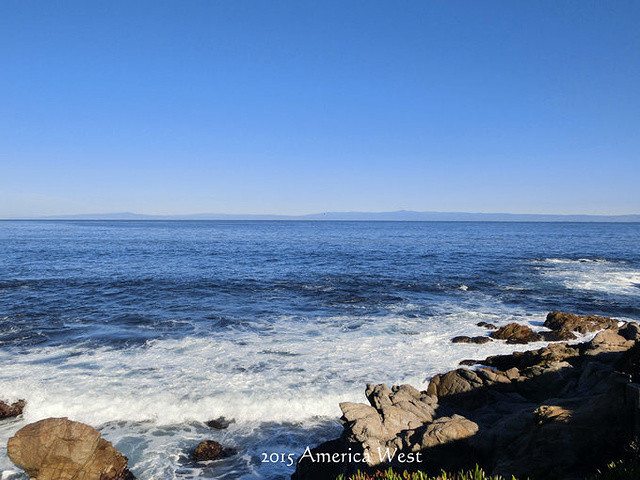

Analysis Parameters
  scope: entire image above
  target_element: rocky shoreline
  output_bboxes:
[3,311,639,479]
[293,312,640,480]
[0,407,236,479]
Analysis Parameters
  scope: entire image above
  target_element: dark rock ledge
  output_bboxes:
[293,312,640,480]
[0,399,25,420]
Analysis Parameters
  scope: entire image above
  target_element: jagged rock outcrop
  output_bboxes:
[7,417,134,480]
[293,312,640,480]
[544,311,618,334]
[339,384,437,465]
[0,399,25,419]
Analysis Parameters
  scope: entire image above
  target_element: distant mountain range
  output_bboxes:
[28,210,640,222]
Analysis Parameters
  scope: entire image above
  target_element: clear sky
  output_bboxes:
[1,1,639,217]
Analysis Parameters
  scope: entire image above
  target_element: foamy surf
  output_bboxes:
[536,257,640,295]
[0,308,555,479]
[1,220,638,479]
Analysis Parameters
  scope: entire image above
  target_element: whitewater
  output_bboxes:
[1,220,639,479]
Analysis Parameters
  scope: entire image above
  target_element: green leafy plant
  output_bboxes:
[589,459,640,480]
[336,465,520,480]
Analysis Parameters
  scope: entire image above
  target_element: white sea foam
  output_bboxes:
[536,258,640,295]
[0,306,562,479]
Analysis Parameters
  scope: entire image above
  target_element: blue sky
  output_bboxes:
[1,1,639,217]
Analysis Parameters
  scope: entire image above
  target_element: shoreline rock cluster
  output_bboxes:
[7,418,135,480]
[1,412,236,479]
[293,312,640,480]
[3,311,638,479]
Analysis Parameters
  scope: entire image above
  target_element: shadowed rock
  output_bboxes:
[0,399,25,419]
[476,322,497,330]
[205,416,234,430]
[193,440,236,461]
[293,312,640,480]
[452,336,492,344]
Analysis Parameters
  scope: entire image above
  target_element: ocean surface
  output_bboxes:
[1,220,639,479]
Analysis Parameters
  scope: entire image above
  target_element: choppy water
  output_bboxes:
[1,220,639,479]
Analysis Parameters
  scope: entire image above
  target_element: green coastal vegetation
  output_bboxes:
[337,458,640,480]
[337,465,519,479]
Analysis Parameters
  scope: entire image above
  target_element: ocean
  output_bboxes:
[1,220,639,479]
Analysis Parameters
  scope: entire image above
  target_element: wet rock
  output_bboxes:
[490,323,541,344]
[472,336,493,344]
[540,329,577,341]
[544,311,618,334]
[193,440,236,461]
[452,336,471,343]
[459,359,480,366]
[205,416,234,429]
[0,399,25,419]
[7,417,134,480]
[477,322,497,330]
[452,336,492,344]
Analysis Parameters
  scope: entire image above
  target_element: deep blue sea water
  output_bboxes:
[1,221,639,479]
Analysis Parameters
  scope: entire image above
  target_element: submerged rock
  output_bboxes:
[0,399,25,419]
[193,440,236,461]
[7,417,134,480]
[205,416,234,430]
[476,322,497,330]
[451,336,492,344]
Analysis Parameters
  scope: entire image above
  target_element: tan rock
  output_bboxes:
[584,328,634,356]
[416,414,479,449]
[533,405,572,425]
[544,311,618,334]
[490,323,541,344]
[7,417,133,480]
[427,368,483,397]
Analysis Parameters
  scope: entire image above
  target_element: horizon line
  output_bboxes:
[2,210,640,222]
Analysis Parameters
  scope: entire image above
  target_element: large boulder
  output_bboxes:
[544,311,618,334]
[490,323,541,344]
[427,367,511,406]
[0,399,25,419]
[480,343,580,372]
[7,417,134,480]
[583,328,634,356]
[193,440,235,461]
[406,414,479,450]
